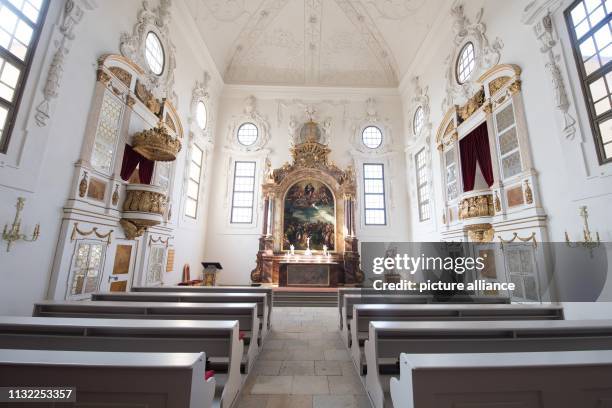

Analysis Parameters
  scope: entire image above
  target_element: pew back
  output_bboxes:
[132,286,273,329]
[0,349,214,408]
[391,351,612,408]
[0,316,242,408]
[92,291,269,338]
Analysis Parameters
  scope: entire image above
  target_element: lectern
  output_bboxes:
[201,262,223,286]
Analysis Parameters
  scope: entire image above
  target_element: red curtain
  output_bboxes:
[120,144,154,184]
[459,122,494,192]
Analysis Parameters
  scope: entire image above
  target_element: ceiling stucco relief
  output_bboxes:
[202,0,248,22]
[185,0,444,86]
[365,0,427,20]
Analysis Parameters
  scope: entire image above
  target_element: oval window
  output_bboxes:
[196,101,207,130]
[456,42,475,84]
[237,123,258,146]
[413,106,424,135]
[362,126,383,149]
[145,31,164,75]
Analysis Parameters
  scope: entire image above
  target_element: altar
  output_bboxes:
[250,119,363,287]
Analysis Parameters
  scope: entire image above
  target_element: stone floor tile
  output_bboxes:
[251,376,293,395]
[266,395,312,408]
[314,361,342,376]
[291,375,329,395]
[279,360,315,375]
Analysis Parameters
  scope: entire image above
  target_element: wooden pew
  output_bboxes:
[0,316,242,408]
[350,303,564,373]
[340,293,510,347]
[132,286,274,330]
[364,319,612,408]
[338,288,361,328]
[33,300,260,373]
[390,350,612,408]
[92,291,269,339]
[0,349,215,408]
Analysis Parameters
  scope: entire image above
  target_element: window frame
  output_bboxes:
[144,30,165,76]
[362,163,387,226]
[361,125,383,149]
[185,143,204,219]
[564,0,612,164]
[413,106,424,136]
[0,0,50,153]
[456,41,476,85]
[415,148,431,222]
[230,160,257,224]
[237,122,259,147]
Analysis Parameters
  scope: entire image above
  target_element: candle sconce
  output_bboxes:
[2,197,40,252]
[565,206,600,252]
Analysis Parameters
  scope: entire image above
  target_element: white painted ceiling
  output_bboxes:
[185,0,447,87]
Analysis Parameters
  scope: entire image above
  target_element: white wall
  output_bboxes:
[0,0,222,314]
[204,86,411,284]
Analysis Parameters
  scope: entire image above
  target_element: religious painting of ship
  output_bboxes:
[283,180,335,251]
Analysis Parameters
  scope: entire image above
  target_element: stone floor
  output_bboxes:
[236,307,372,408]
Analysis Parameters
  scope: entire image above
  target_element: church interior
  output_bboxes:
[1,0,612,407]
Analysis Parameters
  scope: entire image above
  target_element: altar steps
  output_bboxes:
[273,290,338,307]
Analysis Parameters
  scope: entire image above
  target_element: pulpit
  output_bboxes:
[250,120,363,286]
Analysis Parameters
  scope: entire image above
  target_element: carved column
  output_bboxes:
[523,5,576,139]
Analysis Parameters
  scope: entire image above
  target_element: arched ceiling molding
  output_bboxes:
[332,0,399,85]
[224,0,292,82]
[120,0,177,105]
[441,1,503,112]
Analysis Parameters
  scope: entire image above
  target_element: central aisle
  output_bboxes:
[236,307,372,408]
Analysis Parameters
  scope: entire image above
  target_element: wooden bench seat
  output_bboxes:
[0,349,215,408]
[132,286,273,329]
[349,303,564,372]
[389,350,612,408]
[364,319,612,408]
[341,294,510,347]
[33,300,260,373]
[0,316,242,408]
[92,291,269,339]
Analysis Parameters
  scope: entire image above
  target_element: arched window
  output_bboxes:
[0,0,49,153]
[196,100,207,130]
[144,31,164,75]
[237,122,258,146]
[456,42,475,84]
[565,0,612,163]
[362,126,383,149]
[413,106,424,135]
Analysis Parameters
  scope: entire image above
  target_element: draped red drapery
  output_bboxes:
[459,122,494,192]
[120,144,154,184]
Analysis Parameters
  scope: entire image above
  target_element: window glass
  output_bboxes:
[237,123,258,146]
[144,31,164,75]
[363,163,386,225]
[231,161,256,223]
[362,126,383,149]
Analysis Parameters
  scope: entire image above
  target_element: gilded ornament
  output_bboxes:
[466,224,495,242]
[488,76,511,96]
[96,69,111,85]
[524,180,533,204]
[108,66,132,87]
[70,222,113,245]
[444,121,455,136]
[135,80,162,116]
[119,219,146,240]
[499,232,537,248]
[509,80,522,95]
[458,89,485,122]
[494,192,501,212]
[132,125,182,161]
[78,172,88,197]
[458,194,494,220]
[112,184,120,206]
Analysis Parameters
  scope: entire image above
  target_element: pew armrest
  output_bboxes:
[390,353,414,408]
[364,338,384,408]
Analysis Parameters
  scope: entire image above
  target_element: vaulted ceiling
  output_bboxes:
[185,0,446,88]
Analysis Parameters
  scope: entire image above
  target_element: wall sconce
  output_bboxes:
[2,197,40,252]
[565,206,600,252]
